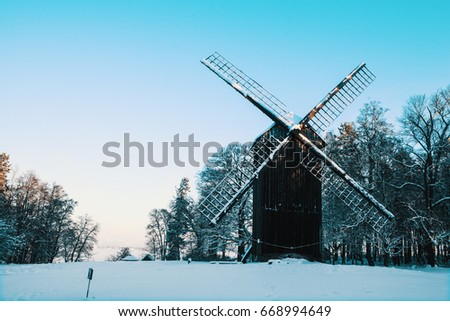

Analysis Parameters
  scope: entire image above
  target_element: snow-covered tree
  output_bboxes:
[0,153,16,262]
[194,142,252,260]
[1,167,99,264]
[323,123,365,265]
[0,218,19,263]
[146,208,169,260]
[166,178,193,260]
[322,92,449,267]
[61,214,99,262]
[323,102,408,266]
[397,86,450,266]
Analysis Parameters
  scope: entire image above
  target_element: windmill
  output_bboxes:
[198,52,394,262]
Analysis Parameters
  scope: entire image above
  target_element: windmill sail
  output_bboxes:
[200,52,394,232]
[198,129,290,224]
[202,52,295,127]
[322,169,391,232]
[302,63,376,135]
[292,139,392,232]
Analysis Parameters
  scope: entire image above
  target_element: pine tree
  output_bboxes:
[166,178,192,260]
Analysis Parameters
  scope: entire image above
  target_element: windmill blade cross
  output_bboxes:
[200,52,394,231]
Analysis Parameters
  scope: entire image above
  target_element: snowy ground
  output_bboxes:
[0,260,448,300]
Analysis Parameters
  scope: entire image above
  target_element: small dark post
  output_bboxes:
[86,268,94,298]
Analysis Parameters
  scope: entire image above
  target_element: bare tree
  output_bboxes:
[62,214,99,262]
[398,86,450,266]
[1,156,100,264]
[146,209,169,260]
[39,184,76,263]
[5,172,50,263]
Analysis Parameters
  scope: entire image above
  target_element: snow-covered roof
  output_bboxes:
[121,255,139,261]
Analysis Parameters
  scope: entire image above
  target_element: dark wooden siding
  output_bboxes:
[252,131,322,261]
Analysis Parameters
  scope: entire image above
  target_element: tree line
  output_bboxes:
[323,88,449,267]
[147,86,449,267]
[0,155,99,264]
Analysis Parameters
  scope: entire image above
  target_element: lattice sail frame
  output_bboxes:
[198,126,289,224]
[202,52,292,126]
[293,144,392,232]
[199,52,394,233]
[302,63,375,135]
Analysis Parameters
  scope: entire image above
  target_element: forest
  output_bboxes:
[0,158,99,264]
[146,86,449,267]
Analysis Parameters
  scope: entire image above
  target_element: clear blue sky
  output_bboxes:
[1,0,449,259]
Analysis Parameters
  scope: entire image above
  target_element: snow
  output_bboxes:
[0,260,448,300]
[283,111,303,126]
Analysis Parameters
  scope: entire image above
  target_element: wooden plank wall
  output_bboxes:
[252,137,322,262]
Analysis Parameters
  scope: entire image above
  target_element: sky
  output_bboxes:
[1,0,449,260]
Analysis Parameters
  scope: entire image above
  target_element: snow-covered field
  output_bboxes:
[0,260,448,300]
